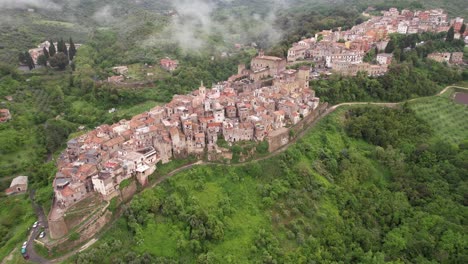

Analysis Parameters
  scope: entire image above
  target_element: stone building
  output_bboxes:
[450,52,464,64]
[376,53,393,65]
[160,58,179,71]
[251,50,286,76]
[5,176,28,195]
[427,52,452,63]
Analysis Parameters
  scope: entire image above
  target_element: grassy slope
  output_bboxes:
[0,194,35,261]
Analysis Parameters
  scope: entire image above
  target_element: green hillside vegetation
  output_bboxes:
[74,104,467,263]
[0,194,35,260]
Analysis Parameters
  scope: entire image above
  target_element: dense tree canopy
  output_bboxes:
[48,52,69,70]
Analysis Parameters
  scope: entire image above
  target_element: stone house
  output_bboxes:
[223,122,254,142]
[376,53,393,65]
[450,52,464,64]
[160,58,179,71]
[287,44,308,62]
[55,181,87,208]
[5,176,28,195]
[112,66,128,75]
[91,172,117,199]
[427,52,451,63]
[250,50,286,76]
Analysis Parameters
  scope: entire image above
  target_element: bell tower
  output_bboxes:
[199,81,206,98]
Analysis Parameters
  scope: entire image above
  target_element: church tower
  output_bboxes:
[199,81,206,98]
[297,66,310,91]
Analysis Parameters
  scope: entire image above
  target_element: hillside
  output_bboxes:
[72,98,467,263]
[0,1,467,263]
[2,0,467,64]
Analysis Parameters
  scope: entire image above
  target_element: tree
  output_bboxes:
[42,47,49,59]
[49,41,56,57]
[24,52,35,70]
[18,52,26,64]
[57,39,63,53]
[446,26,454,42]
[58,38,68,57]
[460,24,466,35]
[385,39,395,53]
[69,37,77,60]
[63,43,68,57]
[48,52,69,70]
[37,54,47,66]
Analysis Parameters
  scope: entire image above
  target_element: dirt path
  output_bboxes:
[25,85,467,264]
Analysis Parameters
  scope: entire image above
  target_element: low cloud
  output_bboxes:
[170,0,217,51]
[143,0,288,53]
[0,0,61,10]
[92,5,116,25]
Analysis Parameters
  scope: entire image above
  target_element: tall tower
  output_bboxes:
[199,81,206,98]
[297,66,310,91]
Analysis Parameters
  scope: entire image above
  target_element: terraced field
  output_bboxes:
[408,89,468,145]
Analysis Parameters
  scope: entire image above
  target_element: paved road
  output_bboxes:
[25,190,48,264]
[25,85,467,264]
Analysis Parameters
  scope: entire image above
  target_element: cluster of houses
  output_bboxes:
[287,8,466,76]
[51,50,320,209]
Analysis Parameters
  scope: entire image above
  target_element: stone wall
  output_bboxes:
[48,216,68,240]
[46,210,112,252]
[120,180,137,202]
[291,103,328,133]
[267,127,290,152]
[267,103,329,152]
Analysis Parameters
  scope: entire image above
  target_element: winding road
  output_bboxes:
[19,85,467,264]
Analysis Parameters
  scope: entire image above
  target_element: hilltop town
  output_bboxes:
[48,49,320,238]
[47,7,466,240]
[288,8,466,76]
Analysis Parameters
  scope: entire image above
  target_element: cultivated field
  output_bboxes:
[408,89,468,145]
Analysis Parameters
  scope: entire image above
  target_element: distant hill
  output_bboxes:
[0,0,465,63]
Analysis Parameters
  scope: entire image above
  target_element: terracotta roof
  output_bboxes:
[256,55,283,61]
[61,186,74,197]
[78,164,97,180]
[208,122,222,128]
[105,161,119,168]
[103,136,125,148]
